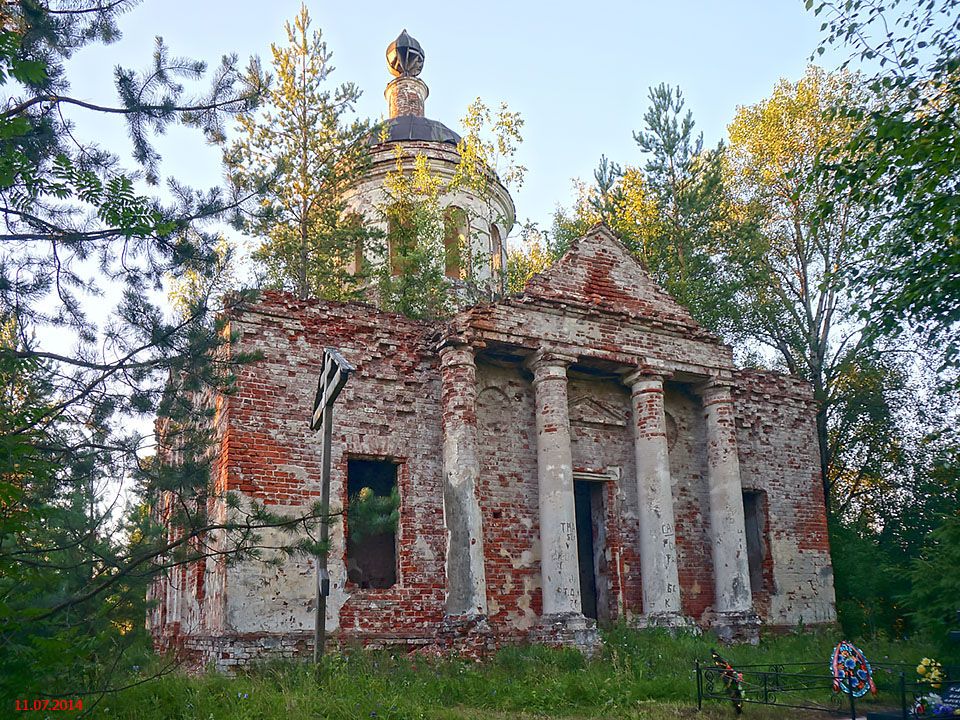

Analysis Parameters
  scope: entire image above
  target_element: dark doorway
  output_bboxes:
[574,480,598,620]
[742,489,767,595]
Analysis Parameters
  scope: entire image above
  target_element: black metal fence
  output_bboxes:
[695,660,957,718]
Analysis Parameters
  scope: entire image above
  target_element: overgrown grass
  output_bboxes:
[76,627,959,719]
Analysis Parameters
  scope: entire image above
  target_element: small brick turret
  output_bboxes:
[385,76,428,118]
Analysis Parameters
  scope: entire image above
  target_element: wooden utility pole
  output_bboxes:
[311,348,354,664]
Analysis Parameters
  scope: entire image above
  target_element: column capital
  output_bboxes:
[622,367,670,391]
[699,377,737,405]
[524,349,577,374]
[439,342,476,368]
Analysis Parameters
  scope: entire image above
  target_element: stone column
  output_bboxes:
[525,350,599,652]
[527,351,581,616]
[701,379,759,641]
[624,370,686,627]
[439,343,487,618]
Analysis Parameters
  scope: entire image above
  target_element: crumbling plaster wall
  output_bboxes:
[732,369,836,627]
[475,363,541,636]
[217,293,449,641]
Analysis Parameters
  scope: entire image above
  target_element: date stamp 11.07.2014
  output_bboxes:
[14,698,84,712]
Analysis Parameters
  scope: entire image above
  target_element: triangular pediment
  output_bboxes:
[521,224,703,332]
[569,395,627,427]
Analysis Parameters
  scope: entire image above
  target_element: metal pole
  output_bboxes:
[696,660,702,711]
[313,404,333,664]
[899,672,907,720]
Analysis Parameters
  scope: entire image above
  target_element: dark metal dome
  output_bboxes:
[374,115,461,146]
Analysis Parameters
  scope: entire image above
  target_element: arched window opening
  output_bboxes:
[388,203,417,277]
[343,212,364,275]
[443,206,467,279]
[490,223,503,275]
[388,217,401,276]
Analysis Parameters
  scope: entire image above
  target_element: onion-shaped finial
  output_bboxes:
[386,29,424,77]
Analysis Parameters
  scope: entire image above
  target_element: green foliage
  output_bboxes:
[631,84,741,338]
[376,148,453,319]
[453,98,526,198]
[0,0,330,703]
[167,235,239,320]
[99,629,954,719]
[346,485,399,543]
[809,0,960,367]
[546,85,746,338]
[808,0,960,645]
[827,348,913,520]
[829,519,909,637]
[375,99,525,316]
[506,223,554,293]
[539,72,919,526]
[725,66,880,508]
[224,4,381,301]
[908,455,960,647]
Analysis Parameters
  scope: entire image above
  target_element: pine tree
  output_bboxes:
[0,0,326,700]
[225,4,379,300]
[545,85,744,338]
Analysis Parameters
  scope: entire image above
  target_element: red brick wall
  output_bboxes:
[665,385,717,622]
[733,369,836,626]
[220,293,449,639]
[476,365,541,636]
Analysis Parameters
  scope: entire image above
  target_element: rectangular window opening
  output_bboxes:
[742,489,767,595]
[346,459,399,589]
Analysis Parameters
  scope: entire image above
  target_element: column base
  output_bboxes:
[704,609,761,644]
[437,613,494,656]
[528,612,601,656]
[631,612,700,634]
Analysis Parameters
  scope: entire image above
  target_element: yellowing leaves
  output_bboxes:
[453,98,526,194]
[727,65,862,202]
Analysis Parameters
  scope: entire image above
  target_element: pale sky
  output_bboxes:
[65,0,845,242]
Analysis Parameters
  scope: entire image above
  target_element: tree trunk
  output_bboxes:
[814,387,831,516]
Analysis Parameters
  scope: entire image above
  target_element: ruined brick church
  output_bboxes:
[149,31,836,669]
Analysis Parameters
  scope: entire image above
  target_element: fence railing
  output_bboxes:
[695,660,956,718]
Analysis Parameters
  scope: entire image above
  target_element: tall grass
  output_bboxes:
[88,627,956,719]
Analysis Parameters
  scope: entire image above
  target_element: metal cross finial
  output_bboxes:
[311,347,354,663]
